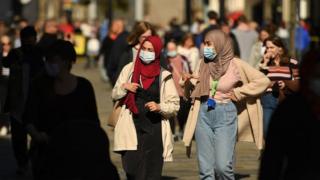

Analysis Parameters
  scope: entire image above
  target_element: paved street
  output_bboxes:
[0,59,260,180]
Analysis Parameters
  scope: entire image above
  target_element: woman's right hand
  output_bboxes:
[263,52,273,66]
[122,83,140,93]
[182,73,197,81]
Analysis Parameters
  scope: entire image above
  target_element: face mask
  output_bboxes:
[203,47,217,61]
[167,50,177,58]
[45,62,60,77]
[309,78,320,96]
[139,50,155,64]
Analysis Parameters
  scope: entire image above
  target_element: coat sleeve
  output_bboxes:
[111,63,132,100]
[159,76,180,119]
[233,60,270,101]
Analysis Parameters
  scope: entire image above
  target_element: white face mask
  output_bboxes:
[45,62,60,77]
[309,78,320,96]
[139,50,155,64]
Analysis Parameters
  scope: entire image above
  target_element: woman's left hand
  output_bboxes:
[145,101,161,112]
[278,80,286,90]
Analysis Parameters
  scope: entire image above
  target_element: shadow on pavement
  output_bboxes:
[161,176,178,179]
[235,173,250,179]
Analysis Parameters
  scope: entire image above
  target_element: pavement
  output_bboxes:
[0,59,261,180]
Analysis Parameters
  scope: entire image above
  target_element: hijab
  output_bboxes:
[124,36,163,114]
[191,30,234,98]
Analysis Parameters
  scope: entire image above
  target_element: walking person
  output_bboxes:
[24,40,119,179]
[166,40,191,140]
[2,26,44,175]
[259,36,300,138]
[0,34,12,136]
[177,33,199,73]
[112,36,179,179]
[182,30,270,180]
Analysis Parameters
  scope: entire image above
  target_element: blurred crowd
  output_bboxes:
[0,8,319,180]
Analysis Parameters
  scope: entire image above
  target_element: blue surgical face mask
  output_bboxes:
[45,62,60,77]
[139,50,155,64]
[203,47,217,61]
[167,50,177,58]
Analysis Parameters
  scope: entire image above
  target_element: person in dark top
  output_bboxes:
[221,21,241,57]
[164,17,185,45]
[201,10,220,43]
[2,26,44,175]
[106,19,129,85]
[99,19,126,77]
[24,40,118,179]
[259,49,320,180]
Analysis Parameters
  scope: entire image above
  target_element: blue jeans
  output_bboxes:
[195,101,237,180]
[261,93,278,139]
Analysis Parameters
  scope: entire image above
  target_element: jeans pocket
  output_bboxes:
[224,103,237,125]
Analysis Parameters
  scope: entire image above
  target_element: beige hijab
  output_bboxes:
[191,30,234,98]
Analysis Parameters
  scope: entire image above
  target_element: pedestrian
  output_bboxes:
[115,21,156,80]
[248,25,275,69]
[0,34,12,136]
[295,19,311,62]
[259,49,320,180]
[2,26,44,175]
[177,33,200,73]
[24,40,118,179]
[98,19,123,82]
[182,30,270,180]
[220,21,241,58]
[201,11,220,43]
[112,36,179,179]
[232,15,258,62]
[106,19,129,85]
[259,36,300,138]
[166,40,191,140]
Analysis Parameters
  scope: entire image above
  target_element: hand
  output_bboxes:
[145,101,161,112]
[182,73,199,81]
[277,80,286,90]
[263,52,272,65]
[122,83,140,93]
[230,91,238,102]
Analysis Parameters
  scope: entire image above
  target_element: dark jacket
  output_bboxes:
[2,46,44,113]
[106,31,129,85]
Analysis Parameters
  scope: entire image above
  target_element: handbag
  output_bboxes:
[107,100,122,128]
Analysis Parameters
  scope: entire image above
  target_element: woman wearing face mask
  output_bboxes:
[166,40,191,140]
[24,40,119,179]
[259,36,300,139]
[115,21,156,80]
[112,36,179,179]
[182,30,270,180]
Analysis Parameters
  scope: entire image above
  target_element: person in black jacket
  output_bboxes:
[105,19,129,85]
[25,40,119,180]
[2,26,44,175]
